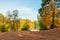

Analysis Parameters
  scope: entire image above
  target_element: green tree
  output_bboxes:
[39,21,48,30]
[39,0,51,17]
[41,0,50,7]
[38,8,44,17]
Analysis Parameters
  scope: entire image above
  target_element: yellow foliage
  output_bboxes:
[41,7,60,28]
[18,19,34,31]
[55,19,60,27]
[0,22,3,26]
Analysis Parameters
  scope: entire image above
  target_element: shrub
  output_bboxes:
[21,23,30,31]
[0,25,7,32]
[39,21,48,30]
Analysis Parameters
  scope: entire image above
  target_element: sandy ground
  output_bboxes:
[0,28,60,40]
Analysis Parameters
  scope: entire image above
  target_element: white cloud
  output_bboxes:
[18,7,38,21]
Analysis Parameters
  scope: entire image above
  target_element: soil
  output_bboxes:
[0,28,60,40]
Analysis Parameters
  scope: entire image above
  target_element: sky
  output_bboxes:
[0,0,42,21]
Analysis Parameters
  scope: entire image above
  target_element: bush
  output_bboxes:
[0,25,8,32]
[21,23,30,31]
[39,21,48,30]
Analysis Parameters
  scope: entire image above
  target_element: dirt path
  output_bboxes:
[0,28,60,40]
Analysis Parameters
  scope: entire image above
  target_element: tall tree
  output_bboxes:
[38,0,56,29]
[39,0,51,17]
[6,10,19,31]
[13,10,19,31]
[50,0,56,29]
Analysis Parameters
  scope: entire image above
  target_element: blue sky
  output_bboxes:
[0,0,42,21]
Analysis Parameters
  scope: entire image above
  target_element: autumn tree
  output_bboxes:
[38,0,58,29]
[21,23,30,31]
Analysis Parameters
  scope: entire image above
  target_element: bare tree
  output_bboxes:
[7,11,12,19]
[12,10,19,31]
[6,10,19,31]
